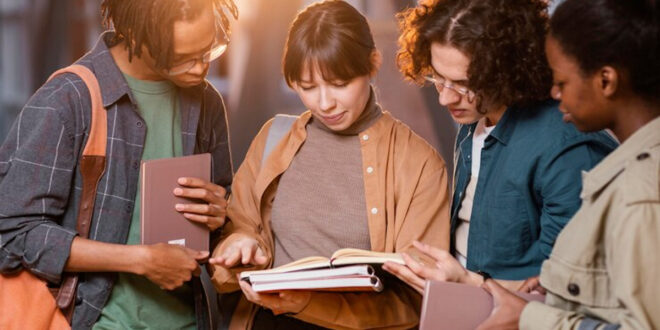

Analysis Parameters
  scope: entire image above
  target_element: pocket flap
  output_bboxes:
[540,256,618,308]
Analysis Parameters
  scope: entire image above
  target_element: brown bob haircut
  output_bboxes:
[397,0,552,111]
[283,0,377,87]
[101,0,238,70]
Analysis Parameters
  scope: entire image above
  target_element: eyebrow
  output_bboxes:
[173,37,216,59]
[431,66,469,85]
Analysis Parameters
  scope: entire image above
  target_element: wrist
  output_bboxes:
[463,270,486,286]
[131,245,150,275]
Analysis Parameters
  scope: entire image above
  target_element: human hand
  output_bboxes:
[238,277,311,315]
[209,236,268,268]
[477,279,528,330]
[517,276,546,294]
[174,177,227,231]
[383,241,473,293]
[138,243,208,290]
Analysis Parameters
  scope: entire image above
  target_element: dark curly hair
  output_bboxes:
[551,0,659,104]
[282,0,376,87]
[396,0,552,111]
[101,0,238,70]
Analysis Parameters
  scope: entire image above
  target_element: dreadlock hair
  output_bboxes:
[101,0,238,70]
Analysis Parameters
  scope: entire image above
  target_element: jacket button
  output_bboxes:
[637,152,650,161]
[75,296,82,305]
[567,283,580,296]
[136,121,143,128]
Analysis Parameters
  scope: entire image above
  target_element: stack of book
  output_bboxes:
[240,248,406,293]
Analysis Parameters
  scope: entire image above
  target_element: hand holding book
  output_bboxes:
[173,176,228,232]
[238,277,312,315]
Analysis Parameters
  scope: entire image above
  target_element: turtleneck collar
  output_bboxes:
[310,86,382,136]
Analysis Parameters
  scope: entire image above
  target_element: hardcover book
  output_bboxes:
[240,248,407,293]
[419,280,546,330]
[140,153,211,252]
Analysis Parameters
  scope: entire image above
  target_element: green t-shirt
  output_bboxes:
[94,74,195,329]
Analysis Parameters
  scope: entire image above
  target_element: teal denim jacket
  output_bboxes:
[450,100,617,280]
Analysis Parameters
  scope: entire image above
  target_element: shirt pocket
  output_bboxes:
[541,256,618,308]
[487,194,531,258]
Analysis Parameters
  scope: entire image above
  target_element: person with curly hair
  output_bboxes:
[477,0,660,328]
[383,0,617,292]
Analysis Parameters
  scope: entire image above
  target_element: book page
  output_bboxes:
[330,248,404,266]
[240,255,330,279]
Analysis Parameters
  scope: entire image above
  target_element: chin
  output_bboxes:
[452,116,480,125]
[173,77,204,88]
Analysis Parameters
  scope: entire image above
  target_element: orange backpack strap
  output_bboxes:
[46,64,108,320]
[48,64,107,157]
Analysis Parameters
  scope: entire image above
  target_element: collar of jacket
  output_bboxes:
[581,116,660,199]
[486,105,519,146]
[253,110,393,215]
[85,31,136,108]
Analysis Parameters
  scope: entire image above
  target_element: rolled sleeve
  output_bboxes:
[520,301,582,329]
[0,75,81,283]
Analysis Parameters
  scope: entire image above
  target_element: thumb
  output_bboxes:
[190,249,210,261]
[254,247,268,265]
[482,279,506,301]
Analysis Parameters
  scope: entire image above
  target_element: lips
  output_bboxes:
[448,108,467,117]
[320,112,345,125]
[559,109,573,123]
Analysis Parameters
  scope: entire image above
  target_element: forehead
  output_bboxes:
[172,9,216,55]
[298,60,337,83]
[429,42,470,80]
[545,37,574,72]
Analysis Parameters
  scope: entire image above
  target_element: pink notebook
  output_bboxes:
[419,280,546,330]
[140,153,211,252]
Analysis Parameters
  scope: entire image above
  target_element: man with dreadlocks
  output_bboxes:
[0,0,238,329]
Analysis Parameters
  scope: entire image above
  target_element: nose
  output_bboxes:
[437,88,461,106]
[550,85,562,100]
[188,60,208,76]
[319,87,336,112]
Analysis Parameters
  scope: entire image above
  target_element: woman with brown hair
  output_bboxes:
[384,0,617,292]
[209,1,450,329]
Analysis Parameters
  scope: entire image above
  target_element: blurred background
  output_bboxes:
[0,0,563,173]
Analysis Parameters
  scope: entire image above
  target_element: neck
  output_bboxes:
[110,42,164,81]
[610,98,660,143]
[484,104,507,126]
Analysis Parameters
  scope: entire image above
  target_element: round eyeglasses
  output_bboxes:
[167,23,230,76]
[423,74,476,103]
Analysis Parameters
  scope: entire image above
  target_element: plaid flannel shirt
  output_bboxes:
[0,32,233,329]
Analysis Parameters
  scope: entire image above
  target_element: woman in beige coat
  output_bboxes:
[477,0,660,329]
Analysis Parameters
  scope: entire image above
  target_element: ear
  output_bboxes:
[595,66,619,98]
[369,49,383,78]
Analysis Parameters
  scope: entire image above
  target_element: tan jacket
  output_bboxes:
[520,117,660,329]
[211,111,451,329]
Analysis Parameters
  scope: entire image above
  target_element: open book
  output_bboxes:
[240,248,405,293]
